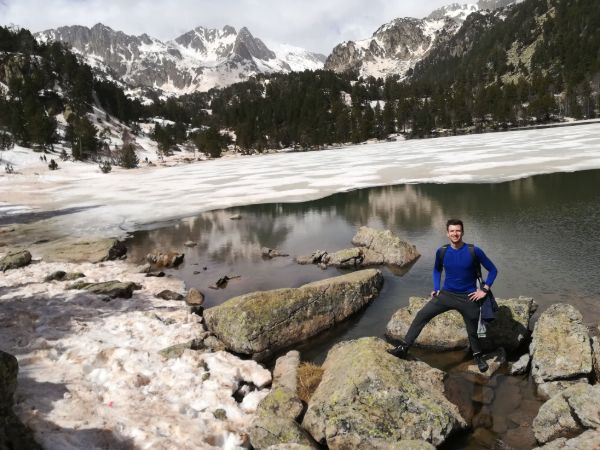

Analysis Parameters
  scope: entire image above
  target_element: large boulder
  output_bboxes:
[530,304,593,390]
[249,386,316,449]
[249,351,316,450]
[0,351,18,411]
[386,297,535,352]
[532,383,600,444]
[68,280,141,299]
[0,350,41,449]
[302,337,466,448]
[592,334,600,382]
[204,270,383,356]
[37,238,126,263]
[0,250,31,272]
[535,429,600,449]
[351,226,420,267]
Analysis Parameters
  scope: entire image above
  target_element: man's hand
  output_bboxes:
[468,289,487,301]
[431,290,440,298]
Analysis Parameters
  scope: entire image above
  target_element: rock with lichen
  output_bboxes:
[351,226,420,267]
[532,383,600,444]
[0,250,32,272]
[68,280,141,299]
[204,270,383,356]
[386,296,535,351]
[302,337,466,448]
[530,304,593,397]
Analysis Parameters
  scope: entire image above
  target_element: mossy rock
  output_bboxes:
[386,296,535,352]
[68,280,140,299]
[204,269,383,355]
[302,337,466,448]
[0,250,31,272]
[530,303,593,385]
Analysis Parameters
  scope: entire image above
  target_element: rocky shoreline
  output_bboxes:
[1,227,600,449]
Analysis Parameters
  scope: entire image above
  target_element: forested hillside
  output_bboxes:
[1,0,599,160]
[0,26,143,160]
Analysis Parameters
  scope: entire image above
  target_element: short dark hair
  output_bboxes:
[446,219,464,231]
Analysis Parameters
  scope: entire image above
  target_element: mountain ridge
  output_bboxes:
[35,23,326,95]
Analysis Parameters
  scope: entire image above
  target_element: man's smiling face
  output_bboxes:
[447,224,464,245]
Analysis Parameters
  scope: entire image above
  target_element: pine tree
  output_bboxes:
[118,143,139,168]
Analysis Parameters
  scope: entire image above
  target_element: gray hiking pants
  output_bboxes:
[404,290,482,354]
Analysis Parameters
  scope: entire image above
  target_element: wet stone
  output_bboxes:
[472,386,495,405]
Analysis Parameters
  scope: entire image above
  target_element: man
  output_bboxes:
[387,219,498,372]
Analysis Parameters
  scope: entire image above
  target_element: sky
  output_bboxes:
[0,0,455,54]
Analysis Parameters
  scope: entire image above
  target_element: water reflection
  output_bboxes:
[126,169,600,450]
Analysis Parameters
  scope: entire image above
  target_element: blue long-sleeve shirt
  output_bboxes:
[433,244,498,293]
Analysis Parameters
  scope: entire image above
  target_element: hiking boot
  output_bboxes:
[474,353,488,373]
[386,343,409,359]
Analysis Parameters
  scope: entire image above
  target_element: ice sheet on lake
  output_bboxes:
[1,123,600,238]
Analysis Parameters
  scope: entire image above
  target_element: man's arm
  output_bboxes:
[475,246,498,288]
[432,248,442,296]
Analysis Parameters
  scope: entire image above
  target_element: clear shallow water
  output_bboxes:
[126,169,600,449]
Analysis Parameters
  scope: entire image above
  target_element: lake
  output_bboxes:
[126,169,600,449]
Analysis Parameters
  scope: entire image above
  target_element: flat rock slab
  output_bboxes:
[302,337,466,448]
[36,238,126,263]
[530,303,592,385]
[386,297,535,352]
[0,250,32,272]
[204,269,383,355]
[460,348,507,378]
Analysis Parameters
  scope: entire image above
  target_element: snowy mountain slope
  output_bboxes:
[35,23,326,95]
[325,0,518,79]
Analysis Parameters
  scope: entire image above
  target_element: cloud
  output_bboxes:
[0,0,451,53]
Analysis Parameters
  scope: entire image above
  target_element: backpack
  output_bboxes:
[435,243,483,282]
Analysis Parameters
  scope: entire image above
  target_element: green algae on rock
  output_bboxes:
[203,269,383,355]
[386,296,535,352]
[301,337,466,448]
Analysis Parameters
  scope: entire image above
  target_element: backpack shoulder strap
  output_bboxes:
[468,244,483,280]
[436,244,450,272]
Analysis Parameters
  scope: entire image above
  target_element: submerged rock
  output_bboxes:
[261,247,289,258]
[68,280,141,299]
[203,269,383,356]
[0,249,32,272]
[351,226,420,267]
[302,337,465,448]
[146,250,184,268]
[38,238,126,263]
[386,296,535,352]
[530,304,593,392]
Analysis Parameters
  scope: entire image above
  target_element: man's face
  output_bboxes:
[447,224,464,244]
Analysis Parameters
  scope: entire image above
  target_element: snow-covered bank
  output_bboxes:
[0,258,270,449]
[2,122,600,241]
